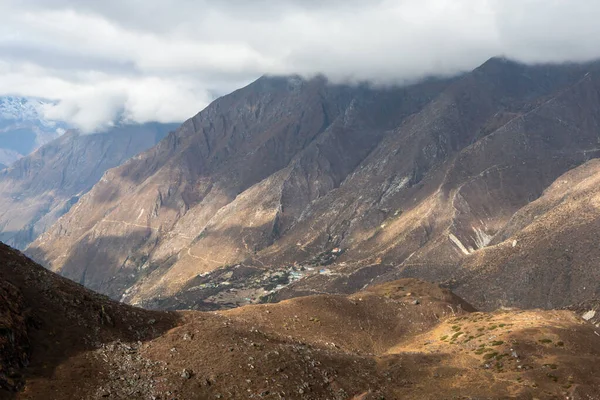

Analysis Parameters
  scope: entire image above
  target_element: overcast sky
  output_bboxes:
[1,0,599,132]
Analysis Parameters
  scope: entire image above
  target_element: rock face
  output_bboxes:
[0,273,29,392]
[0,122,177,250]
[3,243,600,399]
[26,58,600,310]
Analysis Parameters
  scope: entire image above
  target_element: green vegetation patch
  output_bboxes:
[451,331,464,340]
[483,352,499,360]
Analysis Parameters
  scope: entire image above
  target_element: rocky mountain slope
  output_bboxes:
[0,123,177,250]
[2,243,600,399]
[447,158,600,310]
[0,97,67,166]
[27,75,451,299]
[27,57,600,311]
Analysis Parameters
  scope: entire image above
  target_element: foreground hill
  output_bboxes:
[1,243,600,399]
[0,123,177,250]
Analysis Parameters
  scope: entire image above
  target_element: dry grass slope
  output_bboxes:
[1,244,600,399]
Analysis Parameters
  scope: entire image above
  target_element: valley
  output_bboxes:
[5,1,600,398]
[3,57,600,399]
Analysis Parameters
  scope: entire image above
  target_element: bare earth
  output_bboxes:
[2,244,600,400]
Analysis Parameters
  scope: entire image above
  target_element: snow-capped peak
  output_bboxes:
[0,96,50,121]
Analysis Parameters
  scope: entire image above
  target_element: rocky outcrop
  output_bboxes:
[0,275,29,392]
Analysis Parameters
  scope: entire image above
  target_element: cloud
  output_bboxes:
[0,0,599,132]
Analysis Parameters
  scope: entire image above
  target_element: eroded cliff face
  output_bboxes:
[27,59,600,310]
[0,123,176,250]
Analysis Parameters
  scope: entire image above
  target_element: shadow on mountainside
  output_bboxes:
[0,243,180,399]
[26,230,167,301]
[28,219,291,307]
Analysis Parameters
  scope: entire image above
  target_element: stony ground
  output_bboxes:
[2,243,600,399]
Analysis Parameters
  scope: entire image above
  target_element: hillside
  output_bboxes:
[2,243,600,399]
[0,123,177,250]
[27,75,451,300]
[26,58,600,311]
[448,158,600,309]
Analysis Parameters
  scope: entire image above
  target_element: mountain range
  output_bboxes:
[3,56,600,398]
[14,57,600,314]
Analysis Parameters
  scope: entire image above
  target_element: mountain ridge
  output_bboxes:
[25,57,600,312]
[28,74,453,301]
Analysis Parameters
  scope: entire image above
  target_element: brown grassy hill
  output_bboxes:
[0,242,177,398]
[3,244,600,399]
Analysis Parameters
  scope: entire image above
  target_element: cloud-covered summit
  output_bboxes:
[1,0,599,132]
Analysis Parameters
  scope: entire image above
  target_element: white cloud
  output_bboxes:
[0,0,599,132]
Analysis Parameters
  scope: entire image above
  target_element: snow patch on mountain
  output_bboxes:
[0,96,63,128]
[0,96,70,158]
